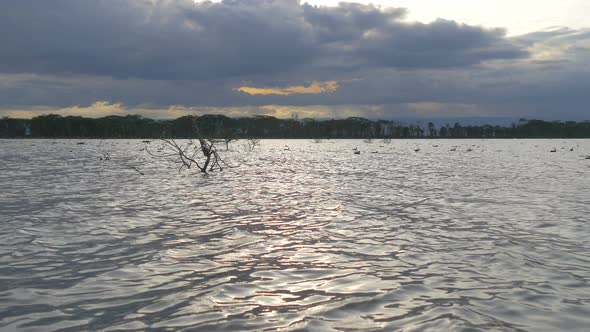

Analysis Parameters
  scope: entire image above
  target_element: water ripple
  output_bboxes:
[1,139,589,331]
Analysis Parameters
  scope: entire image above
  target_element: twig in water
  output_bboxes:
[130,166,144,175]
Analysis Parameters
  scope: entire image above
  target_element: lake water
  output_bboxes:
[1,139,589,331]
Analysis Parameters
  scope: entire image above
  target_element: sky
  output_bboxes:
[308,0,590,36]
[1,0,589,120]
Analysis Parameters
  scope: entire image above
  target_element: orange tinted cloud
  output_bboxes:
[235,81,339,96]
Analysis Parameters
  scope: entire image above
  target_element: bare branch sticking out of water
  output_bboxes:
[99,151,111,161]
[130,166,144,176]
[244,139,261,152]
[147,136,235,174]
[98,150,146,176]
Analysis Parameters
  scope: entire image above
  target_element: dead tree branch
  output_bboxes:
[146,121,235,174]
[244,138,261,151]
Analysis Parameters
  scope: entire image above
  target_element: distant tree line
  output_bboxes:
[1,114,590,139]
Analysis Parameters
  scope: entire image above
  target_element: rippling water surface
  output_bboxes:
[1,139,589,331]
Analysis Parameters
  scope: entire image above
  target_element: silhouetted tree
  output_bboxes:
[2,114,590,139]
[428,122,437,137]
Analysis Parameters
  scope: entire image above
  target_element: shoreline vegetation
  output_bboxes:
[2,114,590,139]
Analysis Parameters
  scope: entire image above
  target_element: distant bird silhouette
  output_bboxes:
[467,148,473,152]
[354,150,361,155]
[414,148,420,152]
[550,148,557,152]
[450,147,457,151]
[570,147,574,151]
[353,147,358,151]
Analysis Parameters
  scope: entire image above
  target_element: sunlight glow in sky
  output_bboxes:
[235,81,339,96]
[311,0,589,35]
[208,0,590,35]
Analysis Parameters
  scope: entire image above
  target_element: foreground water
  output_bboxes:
[1,139,589,331]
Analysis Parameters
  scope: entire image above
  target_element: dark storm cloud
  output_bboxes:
[301,2,407,43]
[1,1,589,120]
[0,0,314,79]
[0,0,526,80]
[356,19,526,68]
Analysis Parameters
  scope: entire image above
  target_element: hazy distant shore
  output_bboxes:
[2,114,590,139]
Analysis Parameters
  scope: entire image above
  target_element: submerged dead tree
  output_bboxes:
[216,128,238,151]
[244,138,261,151]
[160,138,226,174]
[147,119,231,174]
[223,137,238,151]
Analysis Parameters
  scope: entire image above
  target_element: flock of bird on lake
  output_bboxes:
[71,139,590,161]
[348,144,589,160]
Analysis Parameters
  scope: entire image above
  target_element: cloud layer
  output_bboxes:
[0,0,525,79]
[0,0,589,119]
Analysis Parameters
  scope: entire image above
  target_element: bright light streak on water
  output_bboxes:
[0,139,589,331]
